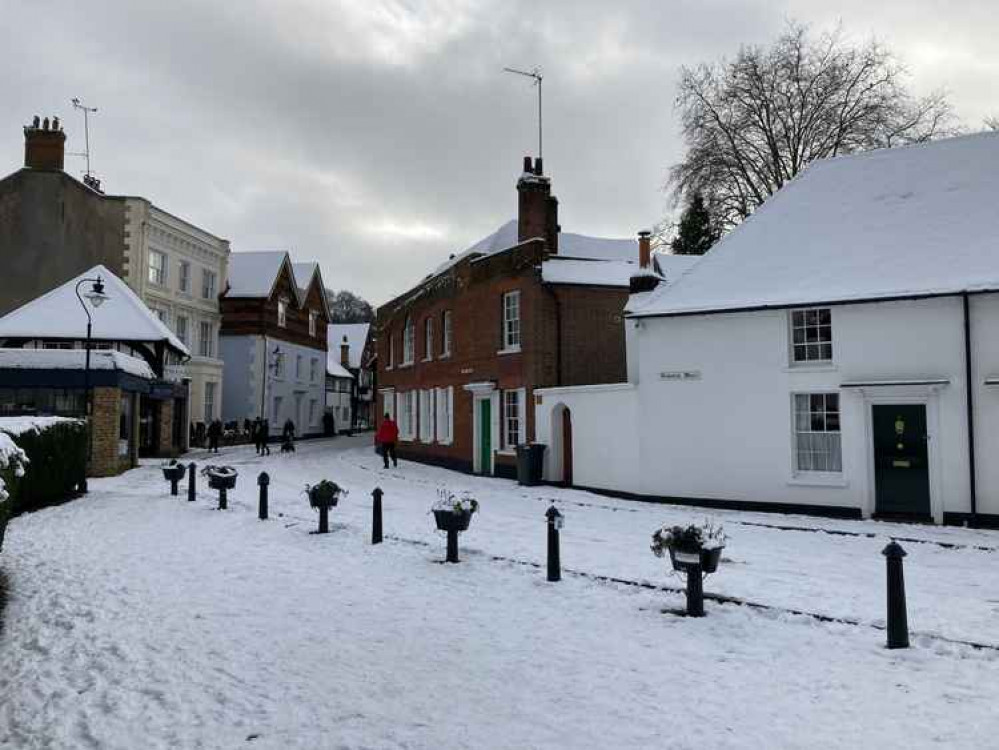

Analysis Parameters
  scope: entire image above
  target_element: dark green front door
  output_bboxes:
[873,404,930,518]
[479,399,491,474]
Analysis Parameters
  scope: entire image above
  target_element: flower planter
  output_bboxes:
[433,509,472,533]
[668,544,724,574]
[161,463,186,483]
[308,487,341,509]
[207,473,237,491]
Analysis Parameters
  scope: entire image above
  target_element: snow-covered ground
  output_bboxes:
[1,437,998,749]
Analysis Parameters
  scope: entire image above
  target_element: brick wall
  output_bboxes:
[90,387,121,476]
[157,399,176,458]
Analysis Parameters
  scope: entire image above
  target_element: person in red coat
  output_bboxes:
[375,413,399,469]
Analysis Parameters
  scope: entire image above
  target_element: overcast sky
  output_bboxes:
[2,1,996,305]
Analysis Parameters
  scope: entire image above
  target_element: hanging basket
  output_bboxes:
[668,544,724,574]
[308,485,342,509]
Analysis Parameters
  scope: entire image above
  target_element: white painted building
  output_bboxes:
[536,132,999,525]
[121,198,229,429]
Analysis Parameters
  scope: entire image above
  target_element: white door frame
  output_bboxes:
[856,384,946,523]
[464,382,499,474]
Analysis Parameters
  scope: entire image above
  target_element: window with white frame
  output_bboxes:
[503,388,525,448]
[309,398,318,427]
[398,391,416,440]
[199,322,214,358]
[309,310,318,337]
[151,307,168,326]
[204,381,216,421]
[791,308,833,363]
[201,269,217,299]
[148,250,167,286]
[272,395,283,424]
[387,334,395,369]
[793,393,842,473]
[435,386,453,444]
[381,390,395,421]
[175,315,188,346]
[423,317,434,361]
[273,348,285,379]
[442,310,452,357]
[418,389,434,442]
[502,291,521,351]
[278,298,288,328]
[296,354,303,380]
[178,261,191,293]
[402,316,415,364]
[310,357,318,383]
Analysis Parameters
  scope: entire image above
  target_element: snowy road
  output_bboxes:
[1,437,998,749]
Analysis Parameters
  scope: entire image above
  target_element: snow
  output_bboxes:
[0,265,188,356]
[0,415,84,437]
[542,254,700,288]
[0,348,155,379]
[632,132,999,318]
[327,323,370,369]
[2,438,998,748]
[326,360,353,379]
[0,433,27,503]
[225,251,290,299]
[290,261,318,296]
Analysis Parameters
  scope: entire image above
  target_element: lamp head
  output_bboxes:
[85,277,109,308]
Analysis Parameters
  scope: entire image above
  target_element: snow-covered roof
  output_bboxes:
[226,251,290,299]
[291,262,319,294]
[0,265,188,355]
[326,360,354,380]
[0,348,155,379]
[630,132,999,318]
[0,415,84,437]
[327,323,370,369]
[542,253,700,289]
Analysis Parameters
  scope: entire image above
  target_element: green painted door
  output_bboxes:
[873,404,930,518]
[479,399,491,474]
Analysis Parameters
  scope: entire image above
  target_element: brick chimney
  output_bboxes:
[340,335,350,368]
[517,156,559,253]
[638,230,652,269]
[23,115,66,170]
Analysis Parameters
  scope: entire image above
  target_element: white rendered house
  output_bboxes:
[536,132,999,525]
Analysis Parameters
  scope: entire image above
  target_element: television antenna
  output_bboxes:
[503,66,543,161]
[71,97,98,179]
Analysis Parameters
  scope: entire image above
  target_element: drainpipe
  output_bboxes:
[963,293,978,524]
[260,334,268,421]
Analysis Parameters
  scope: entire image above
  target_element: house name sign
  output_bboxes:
[659,370,702,382]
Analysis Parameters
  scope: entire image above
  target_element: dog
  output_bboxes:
[280,438,296,453]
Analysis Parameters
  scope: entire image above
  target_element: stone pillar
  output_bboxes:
[157,399,175,458]
[89,386,122,477]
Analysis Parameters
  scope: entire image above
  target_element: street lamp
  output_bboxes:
[75,276,109,491]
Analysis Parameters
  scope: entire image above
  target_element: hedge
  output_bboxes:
[0,419,87,519]
[0,435,27,552]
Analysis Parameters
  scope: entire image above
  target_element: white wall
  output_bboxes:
[534,383,639,492]
[542,293,999,522]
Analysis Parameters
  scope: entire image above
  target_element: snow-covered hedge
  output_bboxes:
[0,417,87,518]
[0,433,29,552]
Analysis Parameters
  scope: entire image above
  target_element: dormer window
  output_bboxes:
[402,315,415,365]
[278,298,288,328]
[309,309,318,337]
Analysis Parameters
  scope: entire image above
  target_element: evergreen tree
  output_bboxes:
[670,192,718,255]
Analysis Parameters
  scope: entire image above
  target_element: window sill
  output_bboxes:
[497,347,522,356]
[787,474,848,488]
[495,449,516,457]
[440,353,451,360]
[784,363,837,373]
[398,362,414,369]
[422,357,433,363]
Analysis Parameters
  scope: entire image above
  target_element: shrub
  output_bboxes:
[0,419,87,518]
[0,434,28,551]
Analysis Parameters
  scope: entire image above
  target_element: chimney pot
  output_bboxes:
[23,115,67,170]
[638,230,652,269]
[340,336,350,368]
[522,156,532,173]
[534,157,543,176]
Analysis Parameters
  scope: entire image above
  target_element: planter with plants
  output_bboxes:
[161,459,186,495]
[304,480,348,534]
[432,490,479,562]
[650,521,727,617]
[201,465,238,509]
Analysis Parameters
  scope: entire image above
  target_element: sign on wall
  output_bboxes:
[659,370,702,381]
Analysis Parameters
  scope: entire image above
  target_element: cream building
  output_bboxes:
[121,198,229,436]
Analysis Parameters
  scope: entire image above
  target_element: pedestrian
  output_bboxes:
[375,412,399,469]
[252,418,262,454]
[207,419,222,454]
[260,419,271,456]
[281,418,296,453]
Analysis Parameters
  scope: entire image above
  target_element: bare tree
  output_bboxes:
[325,289,374,324]
[985,115,999,131]
[669,22,957,230]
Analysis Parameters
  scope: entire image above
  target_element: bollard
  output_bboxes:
[685,561,705,617]
[170,475,180,496]
[258,472,269,520]
[372,487,383,544]
[445,527,459,563]
[318,504,329,534]
[882,541,909,649]
[545,505,562,582]
[187,462,197,502]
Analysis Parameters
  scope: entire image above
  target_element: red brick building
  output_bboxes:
[376,157,694,477]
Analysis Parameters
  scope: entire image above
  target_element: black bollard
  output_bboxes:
[218,486,228,511]
[258,472,269,520]
[170,475,180,496]
[372,488,383,544]
[187,462,197,502]
[318,504,329,534]
[685,562,705,617]
[545,505,562,582]
[882,541,909,649]
[445,528,459,563]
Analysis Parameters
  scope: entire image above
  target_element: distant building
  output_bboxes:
[0,265,189,473]
[326,322,375,430]
[219,252,329,438]
[0,115,230,439]
[375,156,697,476]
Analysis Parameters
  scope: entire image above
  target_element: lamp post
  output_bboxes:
[75,276,109,492]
